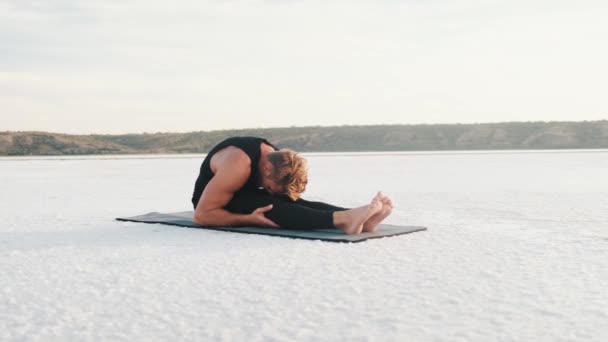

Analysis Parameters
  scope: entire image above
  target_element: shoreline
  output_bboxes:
[1,148,608,161]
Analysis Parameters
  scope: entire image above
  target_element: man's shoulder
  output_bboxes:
[213,146,251,168]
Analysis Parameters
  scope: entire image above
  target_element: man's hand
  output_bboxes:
[248,205,279,228]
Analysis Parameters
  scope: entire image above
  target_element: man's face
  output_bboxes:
[262,176,286,195]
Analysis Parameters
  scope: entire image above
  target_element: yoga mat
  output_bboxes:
[116,211,426,243]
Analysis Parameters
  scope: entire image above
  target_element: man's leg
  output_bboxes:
[294,198,349,212]
[225,190,337,230]
[269,194,349,211]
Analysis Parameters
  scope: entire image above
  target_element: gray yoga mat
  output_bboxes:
[116,211,426,243]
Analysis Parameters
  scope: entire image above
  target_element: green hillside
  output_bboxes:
[2,121,608,156]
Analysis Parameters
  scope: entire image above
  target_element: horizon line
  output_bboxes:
[3,119,607,136]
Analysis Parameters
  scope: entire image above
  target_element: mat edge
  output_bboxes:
[115,217,427,243]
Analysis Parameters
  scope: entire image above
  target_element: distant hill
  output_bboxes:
[2,120,608,156]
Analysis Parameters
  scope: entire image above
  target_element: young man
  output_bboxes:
[192,137,393,235]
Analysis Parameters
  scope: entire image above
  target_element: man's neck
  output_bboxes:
[256,143,272,187]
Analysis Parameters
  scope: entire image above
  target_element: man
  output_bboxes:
[192,137,392,235]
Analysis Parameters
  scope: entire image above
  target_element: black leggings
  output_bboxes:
[224,189,348,230]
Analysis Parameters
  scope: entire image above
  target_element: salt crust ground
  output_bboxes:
[1,150,607,341]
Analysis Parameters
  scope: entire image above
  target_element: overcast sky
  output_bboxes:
[1,0,607,134]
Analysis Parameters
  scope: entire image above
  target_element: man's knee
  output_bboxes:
[226,191,272,214]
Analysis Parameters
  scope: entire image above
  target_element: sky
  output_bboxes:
[1,0,607,134]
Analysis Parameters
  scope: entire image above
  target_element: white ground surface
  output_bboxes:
[1,150,607,342]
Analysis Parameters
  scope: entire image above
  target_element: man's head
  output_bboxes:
[261,149,308,200]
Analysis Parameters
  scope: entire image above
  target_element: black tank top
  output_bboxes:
[191,137,278,208]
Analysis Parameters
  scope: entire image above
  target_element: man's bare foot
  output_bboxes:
[362,192,394,232]
[333,200,382,235]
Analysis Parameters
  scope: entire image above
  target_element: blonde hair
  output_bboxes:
[267,149,308,200]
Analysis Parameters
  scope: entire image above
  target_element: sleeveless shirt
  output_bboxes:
[191,137,278,208]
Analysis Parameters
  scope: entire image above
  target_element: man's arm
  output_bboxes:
[193,152,278,227]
